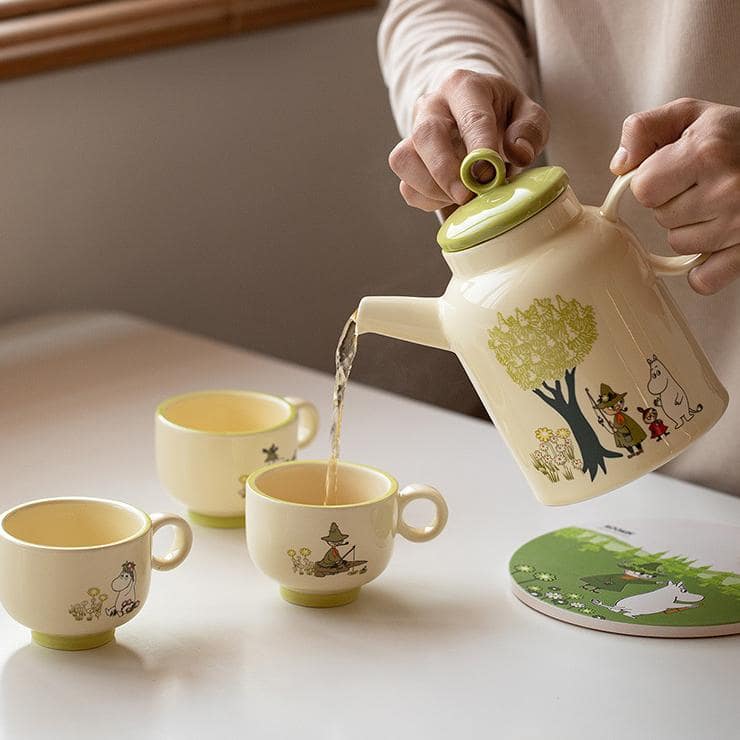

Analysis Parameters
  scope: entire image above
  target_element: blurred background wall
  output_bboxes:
[0,3,482,416]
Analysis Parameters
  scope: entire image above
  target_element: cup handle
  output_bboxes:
[150,513,193,571]
[599,169,709,276]
[283,396,319,448]
[397,484,448,543]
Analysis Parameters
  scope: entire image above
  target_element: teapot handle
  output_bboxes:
[600,170,709,276]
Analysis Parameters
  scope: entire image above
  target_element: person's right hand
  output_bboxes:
[388,70,550,212]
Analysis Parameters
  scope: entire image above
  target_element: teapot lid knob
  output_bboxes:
[437,150,569,253]
[460,148,507,195]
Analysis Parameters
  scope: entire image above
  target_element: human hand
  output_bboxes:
[389,70,550,212]
[611,98,740,295]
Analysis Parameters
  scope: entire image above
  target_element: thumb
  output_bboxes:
[502,93,550,167]
[610,98,703,174]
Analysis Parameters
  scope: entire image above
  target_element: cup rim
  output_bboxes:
[0,497,152,552]
[247,459,399,509]
[155,389,297,437]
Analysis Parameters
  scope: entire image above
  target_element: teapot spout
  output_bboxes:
[355,296,449,351]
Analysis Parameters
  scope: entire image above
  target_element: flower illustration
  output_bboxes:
[565,593,581,601]
[535,427,553,442]
[526,585,543,596]
[569,601,585,609]
[580,607,595,615]
[556,428,571,438]
[533,450,543,460]
[545,590,562,599]
[534,572,557,582]
[299,547,311,557]
[554,453,566,465]
[513,564,535,574]
[574,459,583,467]
[287,549,296,557]
[69,585,108,622]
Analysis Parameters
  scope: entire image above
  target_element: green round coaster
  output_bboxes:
[510,519,740,638]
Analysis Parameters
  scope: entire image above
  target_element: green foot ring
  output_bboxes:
[32,630,116,651]
[188,511,245,529]
[280,587,361,608]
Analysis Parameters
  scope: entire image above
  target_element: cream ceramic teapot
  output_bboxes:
[357,149,728,505]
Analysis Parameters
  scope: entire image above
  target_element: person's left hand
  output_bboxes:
[610,98,740,295]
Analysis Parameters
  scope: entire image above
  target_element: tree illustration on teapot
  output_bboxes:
[488,295,621,481]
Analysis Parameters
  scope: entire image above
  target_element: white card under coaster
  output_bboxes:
[509,519,740,638]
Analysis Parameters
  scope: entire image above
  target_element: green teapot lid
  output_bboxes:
[437,148,569,252]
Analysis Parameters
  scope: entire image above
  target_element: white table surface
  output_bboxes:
[0,312,738,740]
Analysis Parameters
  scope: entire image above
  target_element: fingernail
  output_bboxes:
[689,267,714,295]
[515,138,535,164]
[610,146,628,172]
[452,181,470,204]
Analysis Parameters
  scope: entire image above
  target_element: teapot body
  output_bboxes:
[438,188,728,504]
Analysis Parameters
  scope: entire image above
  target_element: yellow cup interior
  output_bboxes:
[250,461,396,507]
[2,499,148,548]
[157,391,293,434]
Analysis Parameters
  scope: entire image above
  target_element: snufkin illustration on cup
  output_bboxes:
[286,522,368,578]
[589,384,646,459]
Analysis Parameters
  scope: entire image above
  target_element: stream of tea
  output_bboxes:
[324,312,359,506]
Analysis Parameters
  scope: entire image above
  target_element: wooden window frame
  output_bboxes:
[0,0,377,80]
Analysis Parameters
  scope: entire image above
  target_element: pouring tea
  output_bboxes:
[356,149,728,505]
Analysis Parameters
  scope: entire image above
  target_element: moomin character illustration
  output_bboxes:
[637,406,670,442]
[589,384,647,459]
[580,562,662,593]
[105,561,141,617]
[237,445,298,498]
[261,444,297,465]
[287,522,368,578]
[592,580,704,618]
[646,355,702,429]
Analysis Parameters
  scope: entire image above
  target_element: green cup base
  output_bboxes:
[280,586,361,608]
[188,510,245,529]
[32,629,115,651]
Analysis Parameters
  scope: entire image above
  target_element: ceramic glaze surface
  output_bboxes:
[0,498,192,648]
[156,390,318,522]
[245,460,447,606]
[442,201,726,504]
[357,155,728,506]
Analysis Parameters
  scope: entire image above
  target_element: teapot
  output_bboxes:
[357,149,728,505]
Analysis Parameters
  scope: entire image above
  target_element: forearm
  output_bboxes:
[378,0,530,136]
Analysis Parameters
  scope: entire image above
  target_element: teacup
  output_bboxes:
[245,460,448,607]
[0,497,192,650]
[156,390,319,528]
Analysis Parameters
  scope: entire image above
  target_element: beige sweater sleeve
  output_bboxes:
[378,0,531,136]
